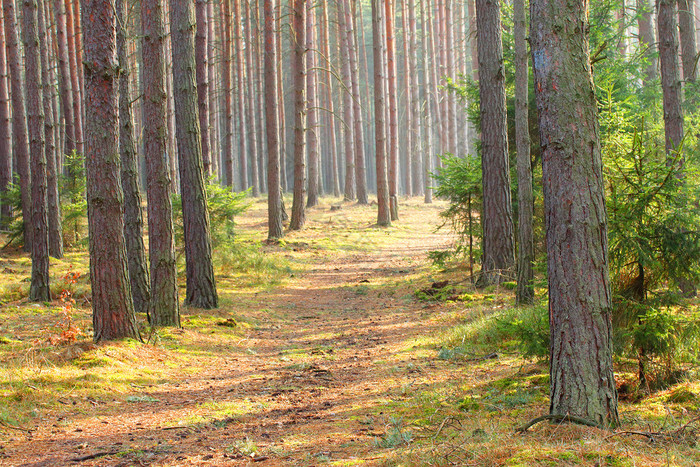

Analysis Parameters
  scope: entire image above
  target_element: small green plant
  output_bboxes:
[495,304,550,360]
[374,416,413,449]
[60,150,87,246]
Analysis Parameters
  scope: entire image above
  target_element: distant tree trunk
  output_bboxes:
[3,0,31,250]
[445,0,457,156]
[467,0,478,80]
[265,0,284,240]
[54,0,76,155]
[338,0,356,201]
[345,0,368,204]
[658,0,684,155]
[475,0,515,285]
[637,0,658,84]
[207,0,219,180]
[514,0,533,305]
[426,0,443,170]
[420,0,433,204]
[38,0,62,260]
[276,1,288,193]
[65,0,84,154]
[24,0,51,301]
[320,0,340,198]
[289,0,307,231]
[531,0,619,427]
[195,0,211,177]
[305,1,320,208]
[244,0,261,197]
[677,0,697,83]
[82,0,140,341]
[170,0,219,309]
[72,0,85,109]
[372,0,391,226]
[0,9,10,227]
[165,31,179,193]
[233,0,248,191]
[385,0,399,219]
[117,0,150,317]
[222,0,234,187]
[142,0,181,327]
[407,0,423,197]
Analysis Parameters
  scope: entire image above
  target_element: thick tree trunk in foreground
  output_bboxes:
[142,0,181,326]
[171,0,218,309]
[82,0,140,341]
[514,0,533,305]
[265,0,284,240]
[117,0,150,317]
[475,0,515,285]
[372,0,391,226]
[24,0,50,301]
[657,0,684,155]
[531,0,619,427]
[289,0,306,231]
[4,0,31,250]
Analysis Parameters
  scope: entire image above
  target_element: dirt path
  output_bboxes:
[3,204,455,466]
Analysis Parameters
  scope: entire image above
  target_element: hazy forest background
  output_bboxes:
[1,0,700,464]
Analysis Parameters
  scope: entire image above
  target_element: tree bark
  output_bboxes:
[65,0,84,154]
[265,0,284,240]
[142,0,181,326]
[657,0,684,155]
[420,0,433,203]
[244,0,261,197]
[531,0,619,427]
[3,0,31,250]
[0,7,10,228]
[678,0,697,83]
[207,0,219,180]
[24,0,51,301]
[320,0,340,198]
[338,0,356,201]
[289,0,307,231]
[222,0,235,187]
[637,0,658,84]
[54,0,76,155]
[372,0,391,226]
[170,0,219,309]
[385,0,399,219]
[82,0,140,341]
[475,0,515,285]
[305,1,319,208]
[233,0,248,191]
[195,0,211,178]
[117,0,150,317]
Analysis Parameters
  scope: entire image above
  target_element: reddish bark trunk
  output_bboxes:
[0,8,12,227]
[678,0,697,83]
[54,0,76,155]
[338,0,356,201]
[222,0,235,187]
[657,0,684,155]
[196,0,211,178]
[372,0,391,226]
[244,0,260,196]
[305,1,319,208]
[420,0,433,203]
[289,0,307,230]
[385,0,399,219]
[65,0,84,154]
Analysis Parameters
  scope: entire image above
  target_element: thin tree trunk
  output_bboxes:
[514,0,533,305]
[65,0,84,154]
[385,0,399,219]
[637,0,658,84]
[0,7,10,227]
[338,0,356,201]
[289,0,307,230]
[476,0,516,285]
[222,0,235,187]
[196,0,211,177]
[531,0,619,427]
[207,0,219,180]
[445,0,457,156]
[82,0,140,341]
[54,0,76,155]
[426,0,443,170]
[142,0,181,327]
[320,0,340,198]
[24,0,50,301]
[372,0,391,226]
[420,0,433,203]
[244,0,260,196]
[233,0,248,191]
[38,0,63,259]
[658,0,684,155]
[276,0,288,192]
[265,0,284,240]
[678,0,697,83]
[306,1,319,208]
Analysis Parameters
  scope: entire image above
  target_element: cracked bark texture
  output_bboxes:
[531,0,619,426]
[657,0,684,155]
[82,0,140,341]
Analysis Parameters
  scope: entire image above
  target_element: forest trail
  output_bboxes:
[3,201,459,466]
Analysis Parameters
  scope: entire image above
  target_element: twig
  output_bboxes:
[432,416,453,440]
[70,451,119,462]
[0,419,32,433]
[516,414,602,433]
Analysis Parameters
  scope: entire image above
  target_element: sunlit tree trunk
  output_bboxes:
[289,0,307,230]
[320,0,340,197]
[207,0,219,180]
[306,1,320,208]
[407,0,423,196]
[0,9,10,227]
[372,0,391,226]
[385,0,399,219]
[514,0,533,305]
[338,0,356,201]
[54,0,76,155]
[195,0,211,177]
[142,0,181,326]
[476,0,515,285]
[531,0,619,427]
[65,0,84,154]
[243,0,260,197]
[222,0,235,187]
[117,0,150,317]
[420,0,433,203]
[82,0,140,341]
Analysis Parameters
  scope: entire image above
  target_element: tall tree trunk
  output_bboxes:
[222,0,235,188]
[426,0,443,170]
[531,0,619,427]
[3,0,31,250]
[306,1,320,208]
[372,0,391,226]
[637,0,658,84]
[658,0,684,155]
[289,0,307,230]
[385,0,399,219]
[678,0,697,83]
[338,0,356,201]
[195,0,211,178]
[407,0,423,197]
[38,0,63,259]
[0,8,10,227]
[54,0,76,155]
[514,0,533,305]
[117,0,150,317]
[276,0,288,193]
[171,0,219,309]
[345,0,368,204]
[475,0,515,285]
[244,0,260,197]
[142,0,181,327]
[265,0,284,240]
[445,0,457,156]
[420,0,433,203]
[207,0,220,180]
[24,0,51,301]
[233,0,248,191]
[82,0,140,341]
[320,0,340,198]
[65,0,84,154]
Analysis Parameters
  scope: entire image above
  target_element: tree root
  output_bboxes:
[516,414,602,433]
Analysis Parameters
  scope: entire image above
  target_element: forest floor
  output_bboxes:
[1,198,700,466]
